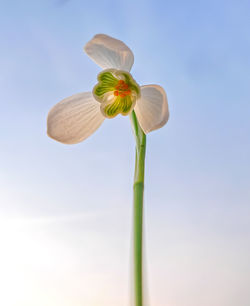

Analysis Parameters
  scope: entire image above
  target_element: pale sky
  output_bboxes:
[0,0,250,305]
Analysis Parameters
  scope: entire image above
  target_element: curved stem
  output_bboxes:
[130,111,146,306]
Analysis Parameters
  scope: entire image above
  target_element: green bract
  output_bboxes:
[92,69,140,118]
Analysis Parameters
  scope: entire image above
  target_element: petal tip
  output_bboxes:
[83,33,134,71]
[46,92,105,145]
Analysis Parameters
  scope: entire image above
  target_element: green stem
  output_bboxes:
[130,111,146,306]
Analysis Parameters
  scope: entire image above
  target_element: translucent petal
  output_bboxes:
[47,92,105,144]
[134,85,169,134]
[84,34,134,71]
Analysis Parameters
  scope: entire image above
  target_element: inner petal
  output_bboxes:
[102,95,133,118]
[92,69,140,119]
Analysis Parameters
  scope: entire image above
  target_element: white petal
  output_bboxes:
[84,34,134,71]
[47,92,105,144]
[134,85,169,134]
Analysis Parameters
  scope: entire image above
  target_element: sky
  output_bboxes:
[0,0,250,305]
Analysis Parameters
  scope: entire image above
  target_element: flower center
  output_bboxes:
[92,69,140,119]
[114,80,131,97]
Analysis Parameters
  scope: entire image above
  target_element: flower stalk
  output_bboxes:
[131,110,146,306]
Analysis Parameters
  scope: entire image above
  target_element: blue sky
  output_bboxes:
[0,0,250,305]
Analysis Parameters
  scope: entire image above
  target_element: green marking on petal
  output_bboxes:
[93,69,140,119]
[99,71,118,84]
[102,95,133,118]
[121,95,133,114]
[104,97,121,118]
[122,72,140,95]
[93,71,118,97]
[94,85,113,97]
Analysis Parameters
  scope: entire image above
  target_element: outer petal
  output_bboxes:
[47,92,105,144]
[84,34,134,71]
[134,85,169,134]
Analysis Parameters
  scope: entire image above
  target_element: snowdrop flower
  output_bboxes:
[47,34,169,144]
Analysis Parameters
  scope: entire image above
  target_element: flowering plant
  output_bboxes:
[47,34,169,306]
